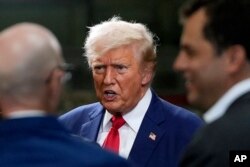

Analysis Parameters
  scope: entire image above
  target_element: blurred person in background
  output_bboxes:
[60,17,203,167]
[0,22,130,167]
[174,0,250,166]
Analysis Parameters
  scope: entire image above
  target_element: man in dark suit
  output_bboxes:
[0,23,130,167]
[59,17,203,167]
[173,0,250,166]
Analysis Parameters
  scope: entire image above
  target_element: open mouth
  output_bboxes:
[104,90,117,100]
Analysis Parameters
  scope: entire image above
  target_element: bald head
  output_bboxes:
[0,23,63,101]
[0,23,62,73]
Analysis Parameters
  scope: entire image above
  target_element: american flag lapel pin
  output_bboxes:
[149,132,156,141]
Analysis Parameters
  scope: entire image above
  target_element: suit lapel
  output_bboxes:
[80,107,104,142]
[128,92,166,166]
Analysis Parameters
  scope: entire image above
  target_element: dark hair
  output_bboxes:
[180,0,250,59]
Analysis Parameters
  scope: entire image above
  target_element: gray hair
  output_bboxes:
[84,17,157,68]
[0,23,63,100]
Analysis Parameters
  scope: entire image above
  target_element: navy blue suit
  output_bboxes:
[180,92,250,167]
[0,116,130,167]
[60,91,203,167]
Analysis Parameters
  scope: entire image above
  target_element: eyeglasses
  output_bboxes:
[45,63,74,84]
[58,63,75,72]
[58,63,74,84]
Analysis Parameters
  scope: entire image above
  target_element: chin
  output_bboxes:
[103,103,117,111]
[105,108,120,115]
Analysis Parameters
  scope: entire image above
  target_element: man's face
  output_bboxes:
[174,9,228,110]
[91,45,150,114]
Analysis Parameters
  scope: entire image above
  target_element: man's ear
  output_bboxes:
[142,72,152,86]
[224,45,247,74]
[141,63,155,86]
[46,69,63,113]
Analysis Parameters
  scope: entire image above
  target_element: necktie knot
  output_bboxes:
[111,115,125,130]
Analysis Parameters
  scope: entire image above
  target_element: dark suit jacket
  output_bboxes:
[60,91,203,167]
[0,116,130,167]
[180,92,250,167]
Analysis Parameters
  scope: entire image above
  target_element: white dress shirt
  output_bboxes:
[6,110,46,119]
[97,89,152,159]
[204,78,250,123]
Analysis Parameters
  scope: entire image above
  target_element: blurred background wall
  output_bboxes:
[0,0,191,114]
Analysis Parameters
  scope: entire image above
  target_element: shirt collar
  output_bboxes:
[204,78,250,123]
[7,110,46,119]
[102,89,152,133]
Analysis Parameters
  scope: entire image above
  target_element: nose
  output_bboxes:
[173,52,188,72]
[103,67,115,85]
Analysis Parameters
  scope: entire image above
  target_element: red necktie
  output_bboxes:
[102,114,125,153]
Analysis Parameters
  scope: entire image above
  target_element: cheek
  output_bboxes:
[93,77,103,94]
[119,73,142,86]
[195,64,223,95]
[193,60,213,77]
[121,77,142,95]
[93,75,103,85]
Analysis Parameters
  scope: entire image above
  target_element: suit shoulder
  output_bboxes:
[202,110,250,141]
[60,102,102,120]
[160,98,203,124]
[58,102,103,133]
[156,98,204,139]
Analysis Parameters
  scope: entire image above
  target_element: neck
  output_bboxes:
[0,97,48,119]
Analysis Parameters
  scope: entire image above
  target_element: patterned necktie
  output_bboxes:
[102,114,125,153]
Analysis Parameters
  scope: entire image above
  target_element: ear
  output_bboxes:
[141,63,155,86]
[46,69,63,113]
[142,72,153,86]
[224,45,246,74]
